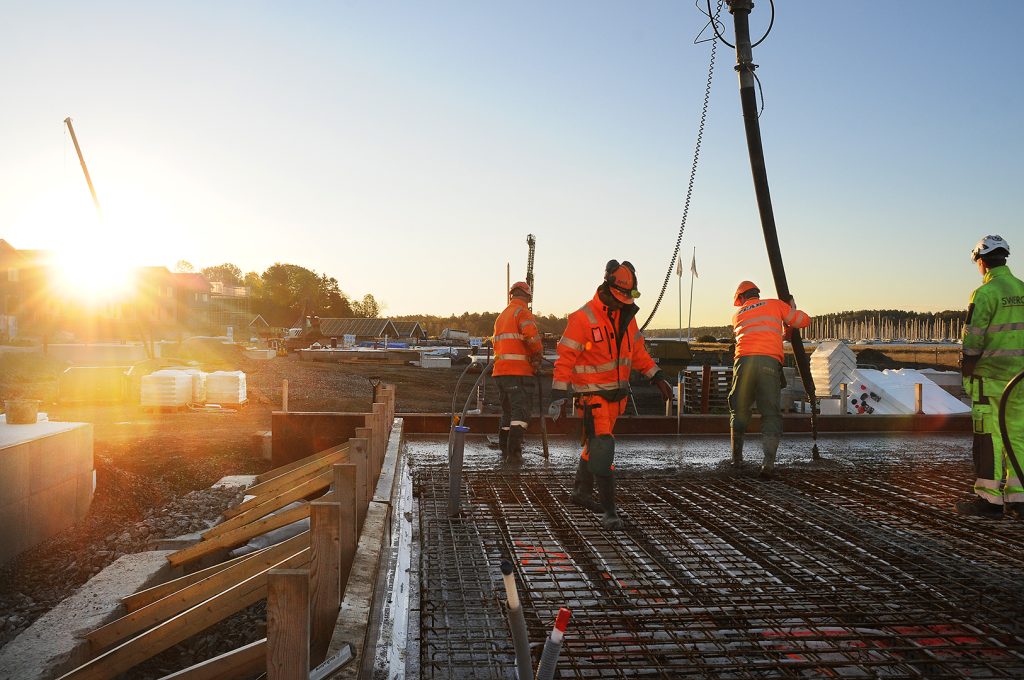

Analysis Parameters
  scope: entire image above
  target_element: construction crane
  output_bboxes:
[64,117,103,220]
[525,234,536,311]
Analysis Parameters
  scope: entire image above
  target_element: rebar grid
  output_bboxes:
[416,463,1024,679]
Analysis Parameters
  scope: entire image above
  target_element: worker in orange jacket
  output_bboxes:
[729,281,811,477]
[492,281,544,465]
[549,261,673,529]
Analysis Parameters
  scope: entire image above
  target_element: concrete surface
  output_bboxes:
[0,550,176,680]
[0,422,94,565]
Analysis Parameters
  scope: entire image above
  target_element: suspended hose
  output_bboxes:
[640,1,722,332]
[458,362,495,425]
[996,370,1024,492]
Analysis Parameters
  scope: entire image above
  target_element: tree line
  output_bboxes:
[178,261,381,328]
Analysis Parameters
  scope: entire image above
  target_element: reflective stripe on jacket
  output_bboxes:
[552,290,658,400]
[732,297,810,364]
[493,298,542,377]
[962,266,1024,381]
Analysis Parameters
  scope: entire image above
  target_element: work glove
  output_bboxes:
[652,377,673,403]
[547,389,568,420]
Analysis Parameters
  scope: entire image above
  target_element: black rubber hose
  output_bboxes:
[996,370,1024,492]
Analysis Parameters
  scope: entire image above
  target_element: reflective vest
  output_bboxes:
[732,297,810,364]
[553,290,658,400]
[962,266,1024,381]
[492,298,542,377]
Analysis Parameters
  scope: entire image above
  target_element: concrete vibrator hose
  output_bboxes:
[996,370,1024,495]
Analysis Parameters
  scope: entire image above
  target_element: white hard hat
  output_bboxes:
[972,235,1010,261]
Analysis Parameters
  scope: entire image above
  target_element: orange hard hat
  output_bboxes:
[509,281,532,300]
[604,260,640,304]
[733,280,759,306]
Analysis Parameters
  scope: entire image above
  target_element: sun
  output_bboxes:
[52,245,134,302]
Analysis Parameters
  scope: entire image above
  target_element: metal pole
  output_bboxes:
[678,256,683,341]
[63,117,103,219]
[724,0,819,458]
[448,425,468,517]
[687,248,696,342]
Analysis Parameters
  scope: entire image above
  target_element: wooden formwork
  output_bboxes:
[56,384,399,680]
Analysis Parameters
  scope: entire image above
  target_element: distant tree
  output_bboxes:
[175,260,194,273]
[352,293,382,318]
[243,271,262,297]
[201,263,243,285]
[254,263,354,325]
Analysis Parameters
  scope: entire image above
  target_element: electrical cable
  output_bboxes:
[704,0,774,48]
[639,0,722,332]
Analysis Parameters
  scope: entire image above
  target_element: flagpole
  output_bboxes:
[677,258,683,340]
[686,247,695,341]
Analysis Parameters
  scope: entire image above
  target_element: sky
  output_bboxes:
[1,1,1021,327]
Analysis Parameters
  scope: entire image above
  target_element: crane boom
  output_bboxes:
[63,117,103,219]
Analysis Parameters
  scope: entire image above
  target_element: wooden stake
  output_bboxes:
[282,379,289,413]
[348,436,370,529]
[168,505,310,568]
[333,464,359,595]
[267,569,310,680]
[309,501,341,663]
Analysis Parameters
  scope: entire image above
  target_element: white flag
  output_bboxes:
[676,256,682,277]
[690,252,699,278]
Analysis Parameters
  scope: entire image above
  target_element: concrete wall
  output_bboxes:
[0,422,94,565]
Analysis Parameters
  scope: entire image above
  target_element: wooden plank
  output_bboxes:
[122,549,262,613]
[252,442,349,485]
[91,533,310,652]
[158,638,265,679]
[267,570,310,680]
[333,464,358,598]
[349,436,369,530]
[309,502,341,664]
[168,505,310,568]
[57,550,309,680]
[230,447,348,515]
[206,471,331,539]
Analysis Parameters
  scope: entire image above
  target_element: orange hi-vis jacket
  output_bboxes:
[553,290,659,400]
[732,297,810,364]
[492,297,543,377]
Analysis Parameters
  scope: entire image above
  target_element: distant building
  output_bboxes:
[208,281,251,338]
[171,272,212,333]
[0,239,26,340]
[317,318,399,342]
[391,320,426,342]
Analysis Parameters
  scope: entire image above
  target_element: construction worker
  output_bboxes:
[548,260,673,529]
[729,281,810,477]
[956,235,1024,519]
[492,281,544,466]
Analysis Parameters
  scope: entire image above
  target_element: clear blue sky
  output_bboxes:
[1,1,1020,326]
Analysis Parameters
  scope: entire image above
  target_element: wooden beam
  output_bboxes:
[57,549,309,680]
[252,442,349,485]
[91,533,310,653]
[333,464,358,598]
[158,638,265,680]
[267,569,310,680]
[230,447,348,515]
[348,436,369,530]
[168,505,310,568]
[309,501,341,664]
[122,549,263,613]
[206,471,331,539]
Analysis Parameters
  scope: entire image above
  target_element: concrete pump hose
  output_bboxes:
[508,606,533,680]
[997,369,1024,491]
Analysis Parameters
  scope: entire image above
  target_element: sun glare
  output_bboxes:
[53,246,134,302]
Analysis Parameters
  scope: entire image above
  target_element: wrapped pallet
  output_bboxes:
[141,370,193,408]
[179,369,208,404]
[207,370,247,406]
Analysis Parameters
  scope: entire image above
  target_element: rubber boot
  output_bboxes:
[955,496,1003,517]
[570,458,602,513]
[731,431,744,468]
[759,434,780,479]
[505,425,525,466]
[497,428,509,461]
[596,475,624,530]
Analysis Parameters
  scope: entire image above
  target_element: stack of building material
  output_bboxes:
[207,370,247,405]
[141,370,193,407]
[846,368,969,415]
[179,368,208,404]
[809,341,857,396]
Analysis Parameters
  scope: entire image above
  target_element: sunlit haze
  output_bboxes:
[2,1,1020,326]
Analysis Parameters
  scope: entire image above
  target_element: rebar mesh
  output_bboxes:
[416,461,1024,678]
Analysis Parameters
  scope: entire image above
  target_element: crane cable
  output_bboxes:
[640,1,724,332]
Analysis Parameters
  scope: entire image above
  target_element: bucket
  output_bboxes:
[4,399,41,424]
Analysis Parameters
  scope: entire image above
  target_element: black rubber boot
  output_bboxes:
[570,458,602,512]
[955,496,1003,517]
[505,426,525,466]
[731,431,744,467]
[759,434,780,479]
[1006,502,1024,520]
[596,475,624,530]
[497,428,509,460]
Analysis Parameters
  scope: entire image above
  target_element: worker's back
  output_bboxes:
[732,297,809,364]
[493,298,540,377]
[965,266,1024,381]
